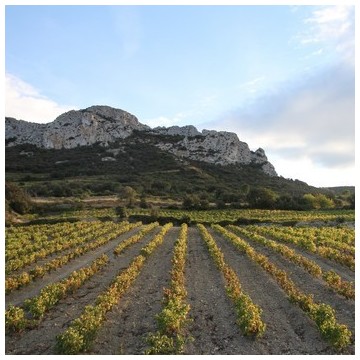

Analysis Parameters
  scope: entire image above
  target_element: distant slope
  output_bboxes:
[6,105,350,207]
[322,186,355,196]
[6,137,319,202]
[6,105,276,176]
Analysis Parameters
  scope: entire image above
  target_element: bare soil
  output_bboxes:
[90,227,179,354]
[208,228,354,355]
[5,225,355,355]
[5,225,160,354]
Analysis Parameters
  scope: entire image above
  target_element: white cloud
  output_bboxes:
[5,73,76,123]
[142,115,177,128]
[142,109,199,129]
[210,62,354,187]
[269,154,354,188]
[301,5,354,64]
[143,96,221,130]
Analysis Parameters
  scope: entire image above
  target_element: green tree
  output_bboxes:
[303,193,335,209]
[240,184,250,196]
[316,194,335,209]
[121,186,137,207]
[182,194,202,209]
[247,187,278,209]
[349,193,355,209]
[140,194,148,209]
[115,206,128,218]
[303,194,318,209]
[182,195,194,210]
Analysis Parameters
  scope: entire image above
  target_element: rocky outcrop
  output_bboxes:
[5,105,277,176]
[152,127,277,176]
[5,118,45,147]
[6,106,149,149]
[154,125,201,137]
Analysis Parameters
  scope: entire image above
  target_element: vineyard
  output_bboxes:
[34,207,355,224]
[5,216,355,355]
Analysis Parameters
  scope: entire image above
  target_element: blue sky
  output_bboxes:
[4,2,356,187]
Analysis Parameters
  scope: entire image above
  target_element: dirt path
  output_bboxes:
[237,230,355,335]
[90,227,179,354]
[5,226,161,355]
[208,227,336,355]
[184,226,265,355]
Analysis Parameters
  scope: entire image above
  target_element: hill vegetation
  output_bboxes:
[5,134,354,215]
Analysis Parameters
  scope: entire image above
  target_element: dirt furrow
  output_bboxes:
[6,225,144,307]
[232,229,355,337]
[208,227,335,355]
[184,226,266,355]
[90,227,179,355]
[255,229,355,281]
[5,226,160,355]
[6,224,108,277]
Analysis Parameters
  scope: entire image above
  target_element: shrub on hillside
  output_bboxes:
[5,182,32,214]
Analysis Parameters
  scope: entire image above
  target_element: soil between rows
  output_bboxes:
[5,225,355,355]
[231,228,355,332]
[251,228,355,281]
[5,225,161,355]
[208,227,354,354]
[5,224,145,307]
[184,226,261,354]
[90,227,179,354]
[206,228,332,354]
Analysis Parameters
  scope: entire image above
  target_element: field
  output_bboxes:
[5,211,355,355]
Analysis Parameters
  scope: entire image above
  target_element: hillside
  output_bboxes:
[5,105,276,176]
[6,135,320,203]
[5,105,353,210]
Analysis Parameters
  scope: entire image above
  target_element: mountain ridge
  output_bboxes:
[5,105,277,176]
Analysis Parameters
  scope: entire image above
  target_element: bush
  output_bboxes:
[247,187,277,209]
[5,182,32,214]
[115,206,128,218]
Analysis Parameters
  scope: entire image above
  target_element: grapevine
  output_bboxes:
[6,221,141,293]
[251,226,355,270]
[229,226,354,300]
[198,224,266,337]
[146,223,192,354]
[113,222,159,255]
[56,223,173,354]
[5,254,109,332]
[213,224,352,350]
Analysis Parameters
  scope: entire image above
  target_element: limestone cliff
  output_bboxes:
[149,127,277,176]
[5,105,277,176]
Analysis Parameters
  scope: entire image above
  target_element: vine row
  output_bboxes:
[251,226,354,270]
[213,224,351,350]
[229,226,354,300]
[146,223,192,354]
[6,222,141,293]
[113,222,159,255]
[5,254,109,333]
[55,223,173,354]
[6,221,114,274]
[198,224,266,337]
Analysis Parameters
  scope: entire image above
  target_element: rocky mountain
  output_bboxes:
[5,105,277,176]
[6,106,149,149]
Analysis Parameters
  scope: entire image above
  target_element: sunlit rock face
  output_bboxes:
[6,106,149,149]
[5,105,277,176]
[153,127,277,176]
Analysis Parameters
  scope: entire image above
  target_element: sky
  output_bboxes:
[3,1,357,188]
